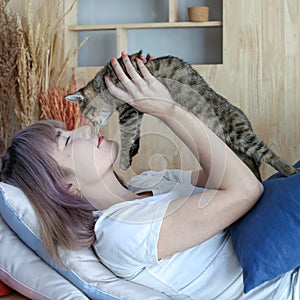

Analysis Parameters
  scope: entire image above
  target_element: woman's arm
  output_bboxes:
[191,170,208,187]
[191,169,229,188]
[105,53,263,259]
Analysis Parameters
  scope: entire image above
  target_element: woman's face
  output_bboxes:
[52,126,119,186]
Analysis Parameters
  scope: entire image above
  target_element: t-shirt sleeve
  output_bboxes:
[93,196,172,279]
[162,169,192,185]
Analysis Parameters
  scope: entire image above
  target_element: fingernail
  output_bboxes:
[141,57,146,63]
[135,57,140,62]
[149,56,154,61]
[121,51,127,58]
[110,57,116,63]
[103,74,108,79]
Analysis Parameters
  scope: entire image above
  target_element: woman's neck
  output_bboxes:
[79,170,141,210]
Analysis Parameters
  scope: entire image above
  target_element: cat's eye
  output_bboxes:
[65,136,71,147]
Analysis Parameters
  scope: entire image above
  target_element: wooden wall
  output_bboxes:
[194,0,300,180]
[94,0,300,181]
[8,0,300,181]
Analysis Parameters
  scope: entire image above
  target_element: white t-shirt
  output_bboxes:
[93,170,300,300]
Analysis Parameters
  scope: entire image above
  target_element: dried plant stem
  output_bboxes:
[15,14,38,128]
[0,0,20,153]
[1,0,86,147]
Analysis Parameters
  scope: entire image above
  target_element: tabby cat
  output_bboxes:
[65,51,297,180]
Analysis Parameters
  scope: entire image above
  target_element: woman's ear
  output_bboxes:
[67,183,81,196]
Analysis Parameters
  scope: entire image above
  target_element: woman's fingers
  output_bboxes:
[120,52,154,83]
[110,57,134,90]
[135,58,154,81]
[110,52,153,89]
[104,75,130,102]
[121,52,142,82]
[106,53,175,116]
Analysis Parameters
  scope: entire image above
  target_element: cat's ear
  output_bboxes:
[65,91,84,103]
[138,49,143,57]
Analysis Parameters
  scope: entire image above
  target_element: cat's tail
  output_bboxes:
[236,132,297,177]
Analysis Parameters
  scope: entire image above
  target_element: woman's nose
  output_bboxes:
[73,126,91,139]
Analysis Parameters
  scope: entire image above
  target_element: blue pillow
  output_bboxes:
[230,160,300,293]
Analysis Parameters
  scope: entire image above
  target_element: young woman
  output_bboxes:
[2,53,298,299]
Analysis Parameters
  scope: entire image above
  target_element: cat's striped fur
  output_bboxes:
[65,51,297,180]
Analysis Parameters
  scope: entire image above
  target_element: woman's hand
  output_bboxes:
[104,52,176,117]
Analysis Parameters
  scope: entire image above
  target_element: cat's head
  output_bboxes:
[65,50,144,128]
[65,83,114,129]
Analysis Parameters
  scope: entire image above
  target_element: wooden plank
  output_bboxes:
[62,0,78,86]
[116,28,128,55]
[73,67,101,88]
[220,0,300,179]
[68,21,223,31]
[284,0,300,163]
[169,0,178,22]
[258,0,283,176]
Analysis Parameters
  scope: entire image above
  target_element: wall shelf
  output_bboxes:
[68,21,222,31]
[67,0,223,65]
[69,19,222,56]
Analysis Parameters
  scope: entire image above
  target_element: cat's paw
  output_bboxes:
[282,166,299,177]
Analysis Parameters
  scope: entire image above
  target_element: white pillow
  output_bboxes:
[0,215,89,300]
[0,182,170,299]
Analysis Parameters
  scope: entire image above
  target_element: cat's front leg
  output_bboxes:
[118,104,143,170]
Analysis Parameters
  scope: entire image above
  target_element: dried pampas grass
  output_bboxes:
[0,0,88,139]
[18,0,88,130]
[14,0,77,128]
[0,0,20,153]
[15,13,38,128]
[20,0,77,92]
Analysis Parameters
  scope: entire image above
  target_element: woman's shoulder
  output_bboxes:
[93,190,173,278]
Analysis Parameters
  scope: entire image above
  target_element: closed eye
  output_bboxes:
[65,136,71,146]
